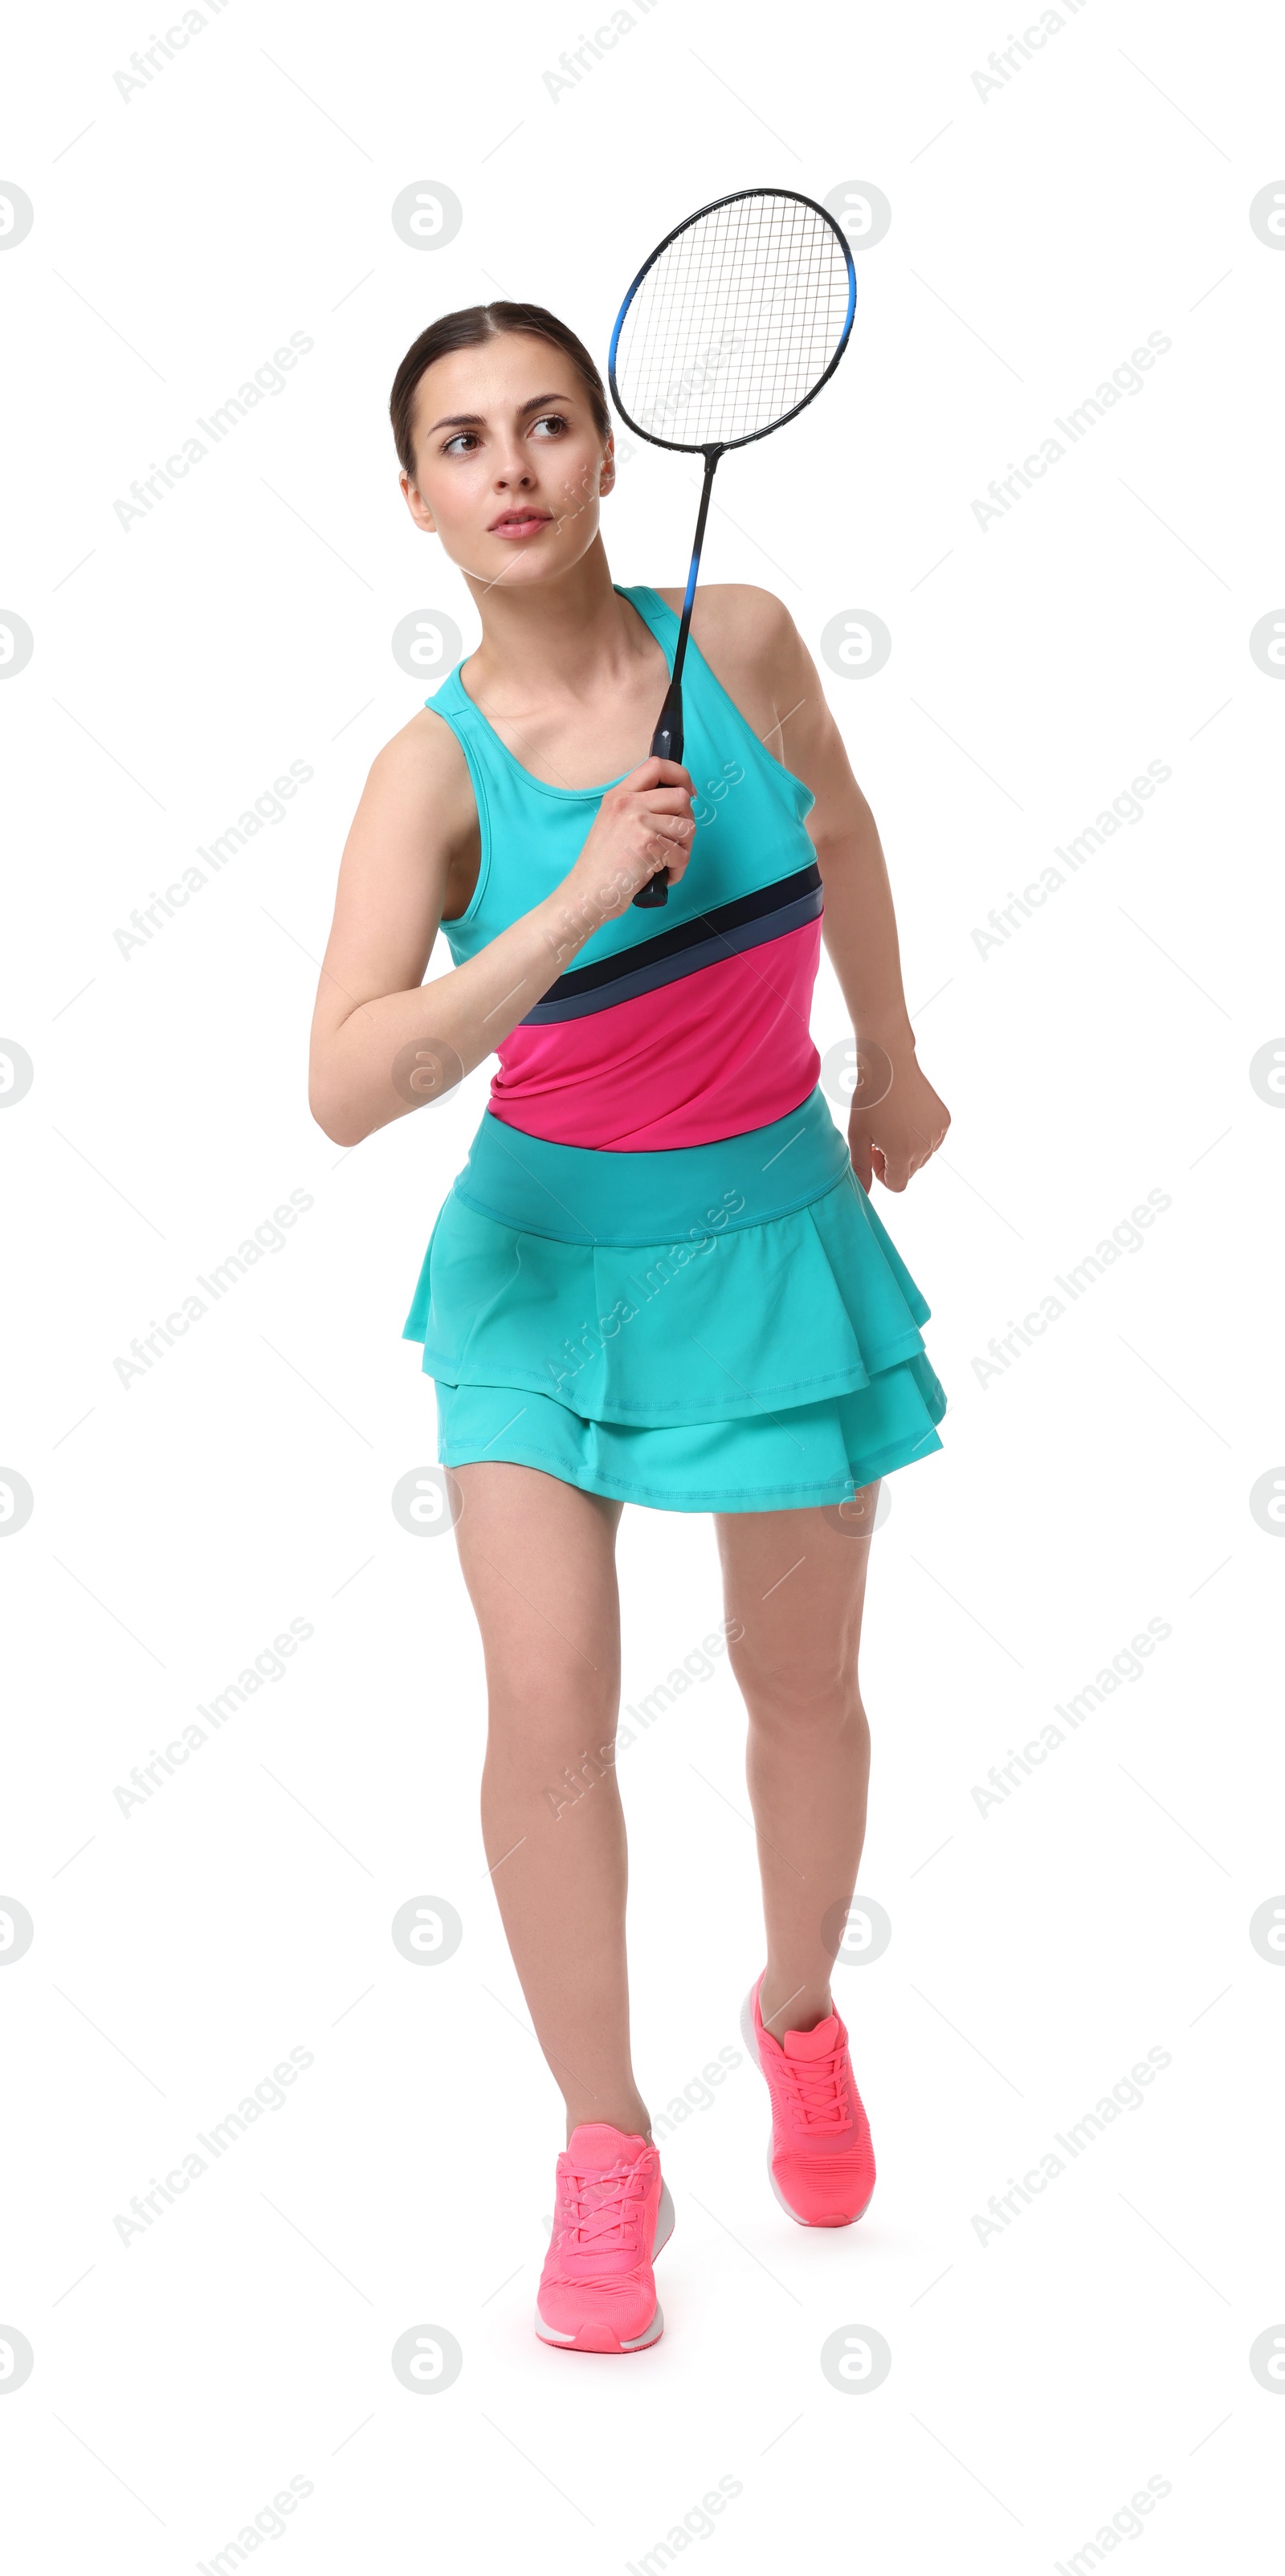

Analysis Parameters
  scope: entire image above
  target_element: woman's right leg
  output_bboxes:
[450,1458,651,2146]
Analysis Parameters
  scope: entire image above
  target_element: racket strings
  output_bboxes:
[615,194,851,446]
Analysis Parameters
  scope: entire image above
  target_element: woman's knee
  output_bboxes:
[729,1633,863,1730]
[483,1676,619,1777]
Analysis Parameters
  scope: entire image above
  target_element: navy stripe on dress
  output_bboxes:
[521,861,823,1026]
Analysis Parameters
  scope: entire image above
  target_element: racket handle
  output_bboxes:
[633,679,685,908]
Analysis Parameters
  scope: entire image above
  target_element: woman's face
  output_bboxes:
[402,332,614,586]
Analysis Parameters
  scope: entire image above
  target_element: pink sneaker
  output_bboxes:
[740,1972,875,2227]
[535,2123,675,2353]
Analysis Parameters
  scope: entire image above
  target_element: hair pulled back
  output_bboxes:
[390,301,611,478]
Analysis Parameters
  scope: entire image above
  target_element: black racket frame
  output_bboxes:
[606,187,856,906]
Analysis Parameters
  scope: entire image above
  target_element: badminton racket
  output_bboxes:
[608,186,856,907]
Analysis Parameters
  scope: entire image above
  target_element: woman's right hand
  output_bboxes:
[562,756,696,916]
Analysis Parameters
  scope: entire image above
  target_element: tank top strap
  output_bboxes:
[423,659,489,755]
[615,581,679,668]
[421,652,616,961]
[616,585,815,820]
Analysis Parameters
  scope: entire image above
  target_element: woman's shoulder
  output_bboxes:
[361,699,479,852]
[651,581,796,658]
[372,697,471,785]
[651,583,805,747]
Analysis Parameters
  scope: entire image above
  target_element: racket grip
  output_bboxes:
[634,679,685,908]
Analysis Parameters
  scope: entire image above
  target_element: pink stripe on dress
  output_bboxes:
[487,919,823,1151]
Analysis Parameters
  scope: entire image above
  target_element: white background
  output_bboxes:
[2,0,1283,2566]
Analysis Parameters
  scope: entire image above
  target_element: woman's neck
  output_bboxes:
[459,539,652,711]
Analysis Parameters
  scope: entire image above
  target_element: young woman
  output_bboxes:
[308,301,950,2355]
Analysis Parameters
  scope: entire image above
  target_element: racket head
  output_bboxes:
[608,187,856,457]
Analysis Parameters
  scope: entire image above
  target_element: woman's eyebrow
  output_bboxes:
[425,393,575,435]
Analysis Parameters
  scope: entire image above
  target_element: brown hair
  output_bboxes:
[390,301,612,481]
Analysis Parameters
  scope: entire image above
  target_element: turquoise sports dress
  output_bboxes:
[402,585,947,1511]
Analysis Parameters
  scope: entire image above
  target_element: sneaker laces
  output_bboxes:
[779,2047,851,2130]
[559,2151,654,2252]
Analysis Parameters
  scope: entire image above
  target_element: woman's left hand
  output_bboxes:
[848,1045,950,1193]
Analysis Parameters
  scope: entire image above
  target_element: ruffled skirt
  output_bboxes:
[402,1088,947,1512]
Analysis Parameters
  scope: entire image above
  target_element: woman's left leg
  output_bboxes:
[714,1492,878,2040]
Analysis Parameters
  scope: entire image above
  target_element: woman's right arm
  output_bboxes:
[308,715,695,1148]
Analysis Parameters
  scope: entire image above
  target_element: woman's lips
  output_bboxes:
[489,512,553,540]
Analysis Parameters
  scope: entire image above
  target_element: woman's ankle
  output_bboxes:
[564,2097,652,2146]
[760,1971,834,2037]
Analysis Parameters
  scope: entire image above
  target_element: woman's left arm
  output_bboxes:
[757,597,951,1195]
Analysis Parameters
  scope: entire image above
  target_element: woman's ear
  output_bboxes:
[400,467,438,535]
[598,436,616,499]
